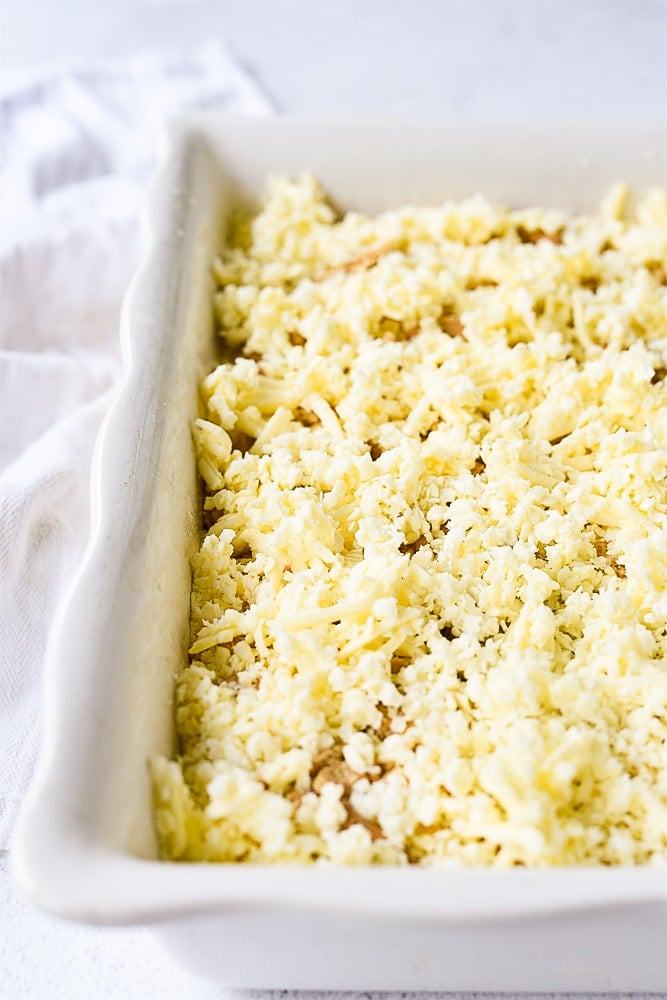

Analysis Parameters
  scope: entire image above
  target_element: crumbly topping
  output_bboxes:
[153,176,667,867]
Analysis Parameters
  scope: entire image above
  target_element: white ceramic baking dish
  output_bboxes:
[10,115,667,991]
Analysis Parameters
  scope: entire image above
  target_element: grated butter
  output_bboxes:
[152,175,667,866]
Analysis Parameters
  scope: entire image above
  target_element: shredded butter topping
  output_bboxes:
[152,176,667,866]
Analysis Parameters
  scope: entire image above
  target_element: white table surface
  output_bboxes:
[1,2,666,997]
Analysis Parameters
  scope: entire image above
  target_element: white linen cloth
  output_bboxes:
[0,43,272,849]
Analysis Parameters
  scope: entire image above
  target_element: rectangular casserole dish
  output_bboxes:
[10,114,667,991]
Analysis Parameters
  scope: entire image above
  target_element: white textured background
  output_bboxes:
[1,1,667,998]
[1,0,667,118]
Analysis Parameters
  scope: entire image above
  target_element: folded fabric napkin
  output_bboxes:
[0,42,272,848]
